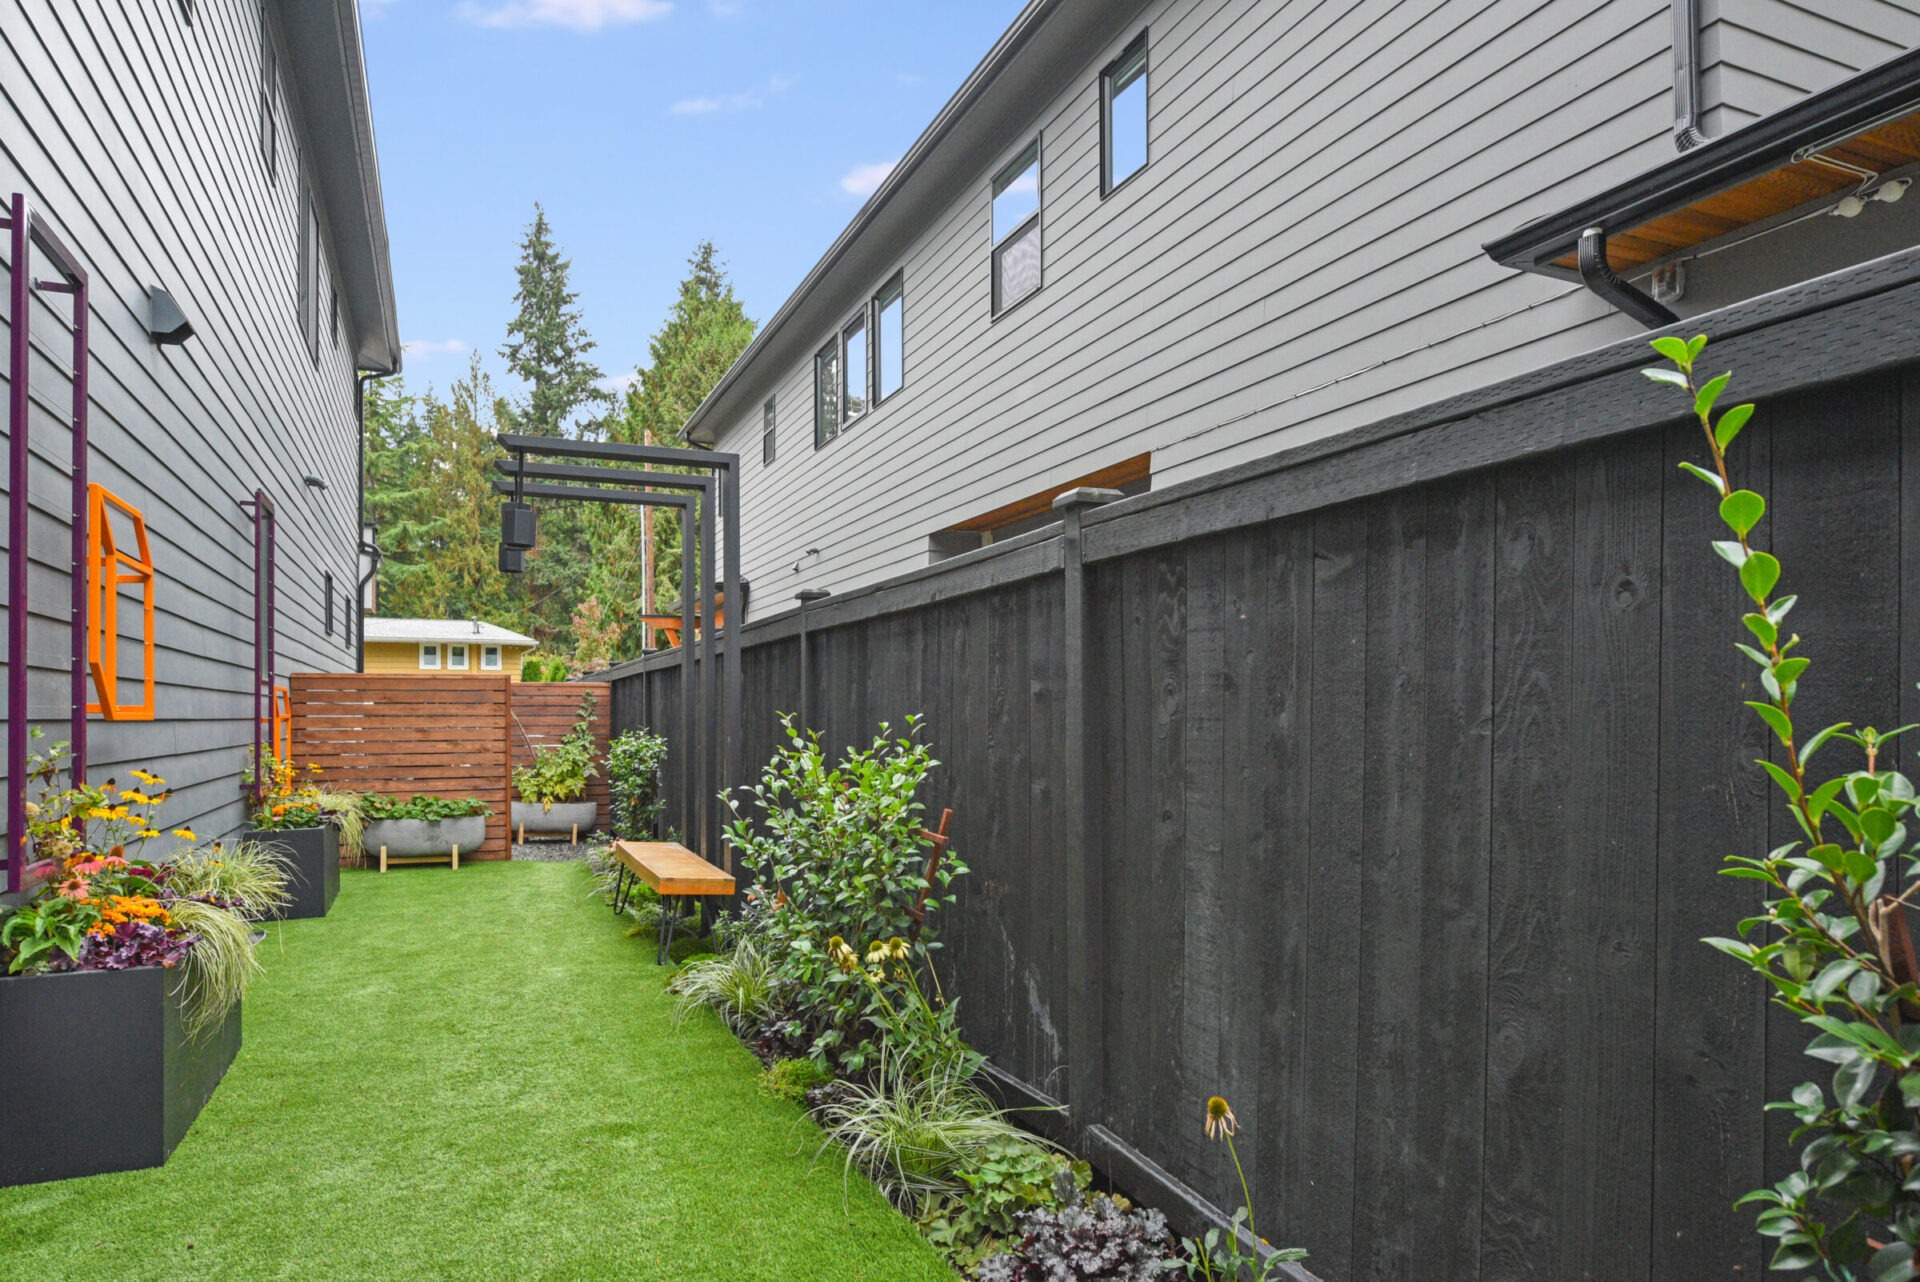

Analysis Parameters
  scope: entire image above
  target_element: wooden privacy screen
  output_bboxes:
[289,673,513,860]
[509,682,612,821]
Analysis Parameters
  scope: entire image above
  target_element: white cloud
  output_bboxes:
[671,73,791,116]
[459,0,671,31]
[840,160,896,198]
[598,372,641,393]
[403,338,467,357]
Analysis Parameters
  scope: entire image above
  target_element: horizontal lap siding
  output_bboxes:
[720,0,1680,605]
[616,358,1920,1280]
[1700,0,1920,134]
[1,0,364,850]
[290,673,513,860]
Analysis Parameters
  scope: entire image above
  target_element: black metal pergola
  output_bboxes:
[492,435,742,869]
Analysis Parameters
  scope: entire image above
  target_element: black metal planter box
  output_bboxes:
[0,966,241,1187]
[244,824,339,920]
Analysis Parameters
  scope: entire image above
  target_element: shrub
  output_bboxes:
[514,692,599,807]
[607,728,669,839]
[760,1056,831,1104]
[1648,336,1920,1275]
[919,1136,1090,1274]
[813,1053,1037,1216]
[725,716,967,1073]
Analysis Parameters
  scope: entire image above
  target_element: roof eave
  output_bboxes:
[1485,43,1920,273]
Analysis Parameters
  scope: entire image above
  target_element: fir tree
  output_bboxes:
[500,203,612,438]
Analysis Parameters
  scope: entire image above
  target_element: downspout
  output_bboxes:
[355,373,379,673]
[1578,227,1679,328]
[1673,0,1709,150]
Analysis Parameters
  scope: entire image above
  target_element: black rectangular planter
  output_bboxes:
[0,966,241,1187]
[243,824,339,920]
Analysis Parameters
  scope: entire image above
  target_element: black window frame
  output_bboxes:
[324,571,335,636]
[814,340,841,449]
[841,309,870,426]
[1101,31,1149,197]
[991,139,1043,316]
[762,396,777,466]
[873,274,905,405]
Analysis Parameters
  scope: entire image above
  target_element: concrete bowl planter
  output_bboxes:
[0,966,242,1187]
[241,824,339,920]
[511,800,598,842]
[365,815,486,871]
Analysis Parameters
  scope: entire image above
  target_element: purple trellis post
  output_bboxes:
[243,491,275,799]
[5,193,28,893]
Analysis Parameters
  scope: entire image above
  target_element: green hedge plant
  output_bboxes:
[1652,335,1920,1281]
[360,794,490,822]
[607,728,669,838]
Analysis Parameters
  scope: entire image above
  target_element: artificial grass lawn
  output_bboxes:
[0,861,953,1282]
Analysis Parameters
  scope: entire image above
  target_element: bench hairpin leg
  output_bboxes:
[657,897,680,966]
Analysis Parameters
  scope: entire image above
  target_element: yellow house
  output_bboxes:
[361,618,538,678]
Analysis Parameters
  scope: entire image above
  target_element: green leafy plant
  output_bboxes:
[760,1056,832,1104]
[520,653,570,682]
[919,1136,1090,1273]
[812,1052,1040,1216]
[1649,335,1920,1280]
[514,692,600,807]
[725,716,967,1073]
[827,934,983,1082]
[360,794,490,822]
[607,728,669,839]
[0,895,98,974]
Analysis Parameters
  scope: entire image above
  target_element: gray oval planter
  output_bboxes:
[0,966,241,1187]
[365,815,485,871]
[511,800,598,841]
[240,824,339,920]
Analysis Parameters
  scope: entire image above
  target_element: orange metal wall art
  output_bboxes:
[272,685,291,762]
[86,483,156,720]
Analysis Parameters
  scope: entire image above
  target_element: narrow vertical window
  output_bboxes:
[842,311,869,423]
[1102,33,1149,194]
[874,275,904,403]
[814,340,840,448]
[330,284,340,349]
[992,141,1042,314]
[762,396,777,466]
[259,9,277,182]
[297,186,311,349]
[482,645,502,671]
[324,572,335,636]
[343,590,354,651]
[448,643,469,671]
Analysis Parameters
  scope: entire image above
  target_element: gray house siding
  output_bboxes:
[1,0,378,847]
[1701,0,1920,134]
[713,0,1920,607]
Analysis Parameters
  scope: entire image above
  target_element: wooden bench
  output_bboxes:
[609,840,735,964]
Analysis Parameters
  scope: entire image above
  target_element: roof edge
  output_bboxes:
[681,0,1069,444]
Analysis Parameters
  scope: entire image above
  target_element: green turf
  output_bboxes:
[0,861,953,1282]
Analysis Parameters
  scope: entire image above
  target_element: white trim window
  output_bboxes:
[992,140,1042,314]
[448,643,470,671]
[481,645,503,671]
[419,643,441,670]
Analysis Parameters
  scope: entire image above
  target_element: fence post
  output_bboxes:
[1054,487,1122,1138]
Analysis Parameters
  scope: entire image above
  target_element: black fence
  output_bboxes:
[607,251,1920,1281]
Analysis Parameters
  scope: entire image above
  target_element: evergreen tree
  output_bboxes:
[594,241,755,656]
[500,203,612,438]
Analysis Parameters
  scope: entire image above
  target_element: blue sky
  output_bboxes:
[361,0,1024,396]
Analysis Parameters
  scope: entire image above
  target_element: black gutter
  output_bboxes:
[1486,42,1920,272]
[354,372,381,673]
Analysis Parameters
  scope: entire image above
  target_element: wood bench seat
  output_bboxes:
[608,841,734,963]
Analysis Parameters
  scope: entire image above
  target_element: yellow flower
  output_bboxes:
[131,769,163,786]
[119,790,153,805]
[1205,1096,1237,1140]
[171,828,198,841]
[86,807,114,820]
[887,937,910,963]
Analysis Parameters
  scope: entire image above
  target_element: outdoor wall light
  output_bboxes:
[302,475,327,492]
[500,501,536,551]
[145,285,194,345]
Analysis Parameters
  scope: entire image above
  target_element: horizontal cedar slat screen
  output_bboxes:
[290,672,514,860]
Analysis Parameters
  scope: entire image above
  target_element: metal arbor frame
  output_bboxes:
[492,435,742,869]
[4,194,89,894]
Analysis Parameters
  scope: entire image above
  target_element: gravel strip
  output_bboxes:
[511,839,599,862]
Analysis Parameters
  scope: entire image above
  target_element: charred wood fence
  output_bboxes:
[607,252,1920,1280]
